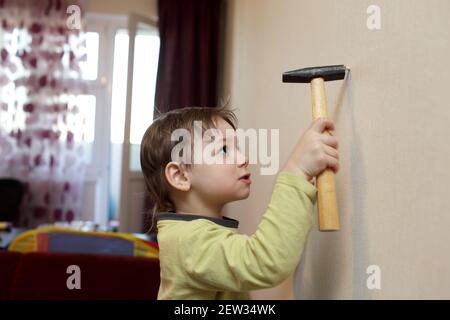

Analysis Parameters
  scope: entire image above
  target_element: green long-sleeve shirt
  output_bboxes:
[156,171,317,299]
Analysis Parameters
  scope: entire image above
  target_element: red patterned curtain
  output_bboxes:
[0,0,88,227]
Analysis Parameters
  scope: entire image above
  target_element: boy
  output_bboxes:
[140,106,339,299]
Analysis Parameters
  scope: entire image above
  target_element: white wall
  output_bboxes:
[221,0,450,299]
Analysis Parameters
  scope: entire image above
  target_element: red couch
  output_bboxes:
[0,251,160,300]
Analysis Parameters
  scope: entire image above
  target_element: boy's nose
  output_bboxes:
[237,151,248,168]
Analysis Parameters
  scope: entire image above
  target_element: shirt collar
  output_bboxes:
[156,212,239,228]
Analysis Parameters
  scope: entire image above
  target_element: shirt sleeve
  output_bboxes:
[179,171,318,292]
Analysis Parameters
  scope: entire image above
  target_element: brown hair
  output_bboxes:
[140,106,238,233]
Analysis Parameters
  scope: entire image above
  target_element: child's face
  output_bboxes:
[188,117,251,205]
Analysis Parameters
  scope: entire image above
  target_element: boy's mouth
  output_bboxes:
[239,173,252,184]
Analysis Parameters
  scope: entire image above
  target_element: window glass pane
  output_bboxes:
[80,32,99,80]
[130,27,159,145]
[129,143,141,172]
[110,29,129,144]
[129,23,159,171]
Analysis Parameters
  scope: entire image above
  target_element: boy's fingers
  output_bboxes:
[326,154,340,173]
[311,118,335,133]
[324,144,339,160]
[321,135,339,149]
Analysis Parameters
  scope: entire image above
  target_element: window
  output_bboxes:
[129,24,160,171]
[110,29,128,144]
[82,14,159,227]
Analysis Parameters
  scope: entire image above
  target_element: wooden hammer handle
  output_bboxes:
[311,78,340,231]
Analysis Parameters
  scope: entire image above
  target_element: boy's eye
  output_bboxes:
[221,145,228,154]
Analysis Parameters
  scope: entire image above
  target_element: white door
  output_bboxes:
[118,14,160,233]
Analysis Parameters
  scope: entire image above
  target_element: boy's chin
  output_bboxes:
[224,192,250,204]
[235,191,250,200]
[222,189,251,203]
[228,194,249,203]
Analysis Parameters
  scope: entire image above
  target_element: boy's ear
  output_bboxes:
[165,162,191,192]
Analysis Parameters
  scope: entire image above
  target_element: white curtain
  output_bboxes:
[0,0,88,227]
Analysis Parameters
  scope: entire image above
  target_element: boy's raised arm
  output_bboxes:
[179,171,317,292]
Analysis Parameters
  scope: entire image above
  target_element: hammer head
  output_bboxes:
[283,65,347,83]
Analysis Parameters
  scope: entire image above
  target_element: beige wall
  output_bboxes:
[86,0,157,19]
[221,0,450,299]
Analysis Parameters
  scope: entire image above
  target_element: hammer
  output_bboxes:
[282,65,348,231]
